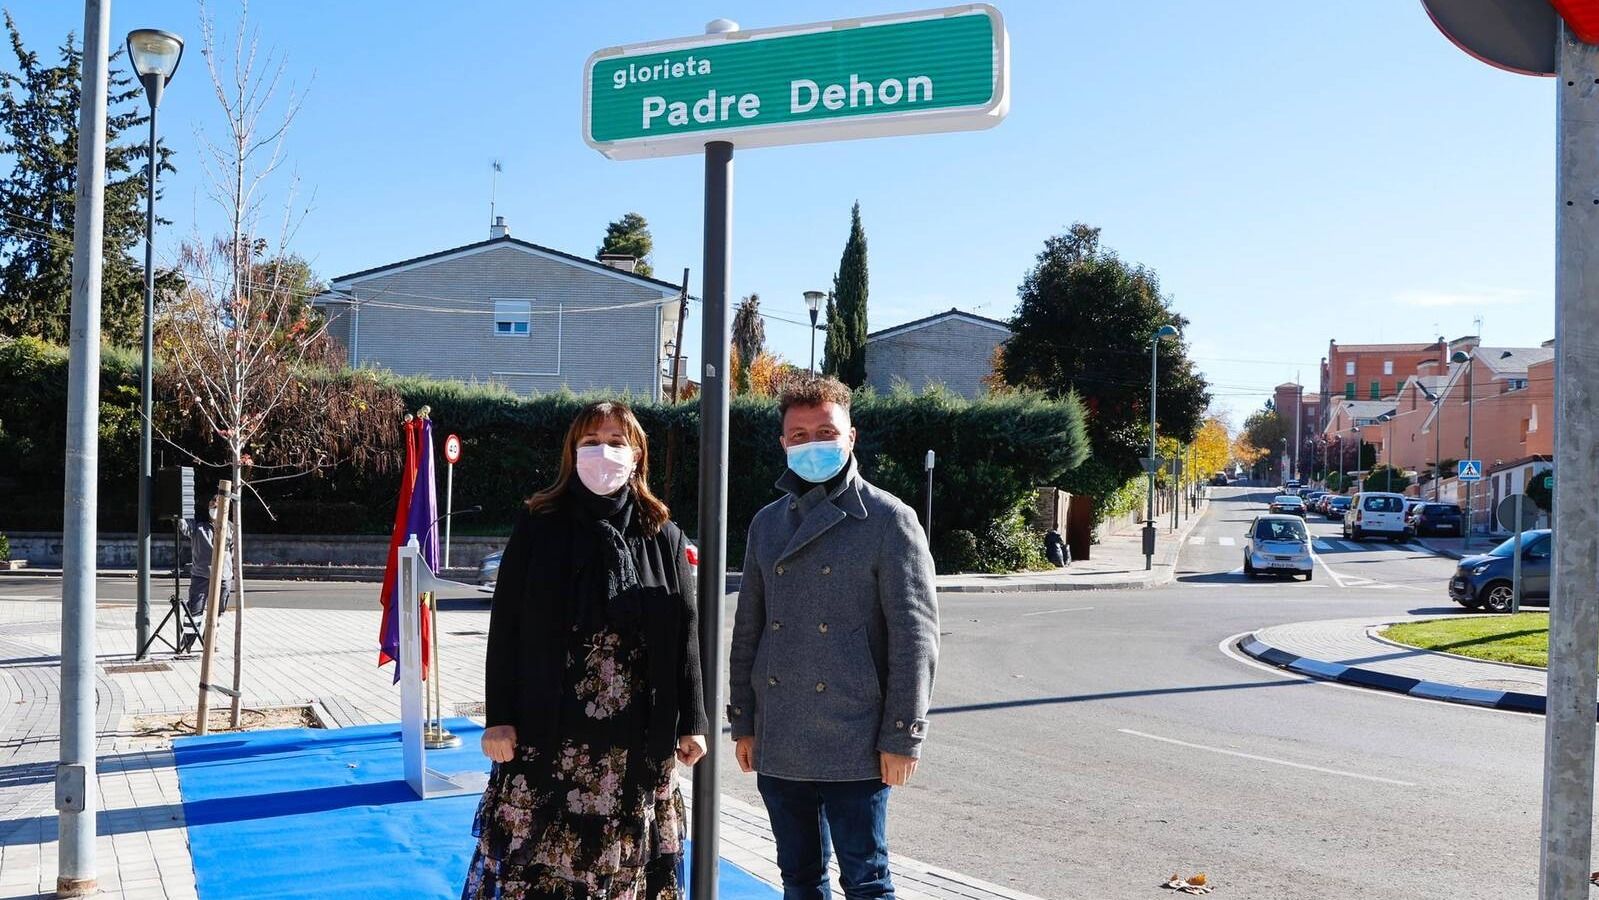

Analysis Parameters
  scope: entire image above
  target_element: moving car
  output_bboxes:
[478,550,502,586]
[1343,491,1409,541]
[1449,530,1552,612]
[1406,502,1464,538]
[1268,495,1307,517]
[1244,514,1314,580]
[1324,495,1352,520]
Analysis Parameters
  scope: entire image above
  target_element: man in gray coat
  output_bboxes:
[729,374,939,900]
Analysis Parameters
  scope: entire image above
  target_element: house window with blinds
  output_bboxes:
[494,300,531,336]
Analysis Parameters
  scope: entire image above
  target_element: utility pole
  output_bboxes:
[58,0,110,893]
[1541,22,1599,899]
[1294,379,1303,482]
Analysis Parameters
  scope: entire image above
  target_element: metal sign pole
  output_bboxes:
[56,1,110,892]
[444,462,454,570]
[691,51,737,893]
[1512,494,1524,615]
[1540,22,1599,899]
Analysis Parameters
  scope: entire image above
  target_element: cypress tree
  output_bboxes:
[822,201,869,387]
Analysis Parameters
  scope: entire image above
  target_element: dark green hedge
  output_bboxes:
[0,339,1090,572]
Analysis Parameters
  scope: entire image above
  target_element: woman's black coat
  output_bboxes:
[484,498,710,760]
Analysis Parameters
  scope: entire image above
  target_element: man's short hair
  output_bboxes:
[777,374,852,424]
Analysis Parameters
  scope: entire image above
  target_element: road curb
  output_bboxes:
[1236,633,1573,717]
[1412,538,1466,560]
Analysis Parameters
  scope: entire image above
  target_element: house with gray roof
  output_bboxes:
[864,308,1012,399]
[312,217,683,400]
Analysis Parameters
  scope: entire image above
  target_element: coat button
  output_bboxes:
[815,682,827,693]
[769,676,779,686]
[776,565,785,575]
[822,565,832,575]
[895,720,905,729]
[818,623,829,634]
[771,621,782,632]
[789,501,798,510]
[733,707,743,716]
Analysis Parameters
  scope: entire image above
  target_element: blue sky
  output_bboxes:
[12,1,1557,424]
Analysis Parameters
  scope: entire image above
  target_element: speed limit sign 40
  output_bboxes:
[444,433,462,465]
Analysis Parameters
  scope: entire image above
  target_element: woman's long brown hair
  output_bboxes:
[526,400,670,535]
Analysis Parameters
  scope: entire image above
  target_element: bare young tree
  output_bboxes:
[156,0,399,722]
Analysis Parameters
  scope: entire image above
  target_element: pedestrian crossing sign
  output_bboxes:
[1458,459,1483,482]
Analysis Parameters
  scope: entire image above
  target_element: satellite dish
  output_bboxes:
[1421,0,1557,76]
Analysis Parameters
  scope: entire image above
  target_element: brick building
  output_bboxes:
[1271,382,1319,481]
[1318,337,1474,428]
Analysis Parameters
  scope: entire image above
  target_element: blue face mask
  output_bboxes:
[786,439,850,483]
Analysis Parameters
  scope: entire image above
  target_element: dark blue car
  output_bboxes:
[1448,529,1552,612]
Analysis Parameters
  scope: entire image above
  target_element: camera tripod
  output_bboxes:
[136,517,205,657]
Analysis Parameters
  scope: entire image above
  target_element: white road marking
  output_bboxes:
[1217,536,1236,547]
[1188,536,1205,545]
[1118,728,1417,787]
[1020,606,1095,618]
[0,594,55,601]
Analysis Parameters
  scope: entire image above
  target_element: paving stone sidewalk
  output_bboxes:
[0,595,1048,900]
[1252,615,1549,696]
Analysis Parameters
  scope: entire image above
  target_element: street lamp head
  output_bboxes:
[1154,324,1179,340]
[802,290,825,314]
[1450,350,1472,364]
[127,29,183,107]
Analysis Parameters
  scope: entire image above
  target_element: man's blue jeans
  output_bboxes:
[756,774,894,900]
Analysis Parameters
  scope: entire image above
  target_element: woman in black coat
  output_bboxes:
[462,400,709,900]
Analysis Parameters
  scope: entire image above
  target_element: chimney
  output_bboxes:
[490,215,510,239]
[599,253,638,273]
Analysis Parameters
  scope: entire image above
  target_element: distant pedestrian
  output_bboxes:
[729,374,940,900]
[464,400,708,900]
[180,493,233,620]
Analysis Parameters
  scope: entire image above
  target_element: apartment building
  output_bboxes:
[1318,336,1476,428]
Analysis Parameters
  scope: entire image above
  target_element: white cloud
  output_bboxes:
[1394,287,1534,309]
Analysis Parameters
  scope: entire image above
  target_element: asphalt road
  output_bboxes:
[5,488,1578,898]
[716,487,1570,900]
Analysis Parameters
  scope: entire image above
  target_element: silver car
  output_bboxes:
[1244,514,1314,581]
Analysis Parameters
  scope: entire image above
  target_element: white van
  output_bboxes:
[1344,492,1409,541]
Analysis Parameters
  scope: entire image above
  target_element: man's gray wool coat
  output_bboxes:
[727,460,940,781]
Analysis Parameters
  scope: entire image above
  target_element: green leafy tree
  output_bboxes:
[731,293,765,395]
[1243,405,1289,476]
[822,201,869,387]
[596,211,654,278]
[0,12,177,344]
[999,223,1211,483]
[1362,464,1411,493]
[1526,471,1552,512]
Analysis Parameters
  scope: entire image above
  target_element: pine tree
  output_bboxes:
[596,211,654,278]
[0,13,176,344]
[822,201,869,387]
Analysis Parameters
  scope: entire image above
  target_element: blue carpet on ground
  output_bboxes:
[172,719,776,899]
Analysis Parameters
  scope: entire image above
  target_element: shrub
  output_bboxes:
[0,533,9,561]
[1362,464,1411,493]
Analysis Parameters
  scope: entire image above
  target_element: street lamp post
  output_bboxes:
[1432,396,1442,502]
[126,27,183,660]
[1351,424,1362,493]
[1144,325,1178,571]
[1451,350,1475,548]
[803,290,825,374]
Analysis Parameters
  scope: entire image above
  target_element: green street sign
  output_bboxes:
[584,4,1009,160]
[1544,473,1554,490]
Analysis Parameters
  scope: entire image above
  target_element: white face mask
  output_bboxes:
[575,444,635,495]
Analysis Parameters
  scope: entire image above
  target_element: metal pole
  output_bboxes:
[1434,400,1442,502]
[57,2,110,891]
[1386,416,1393,492]
[923,450,934,539]
[1464,358,1474,550]
[671,267,690,402]
[1144,335,1158,570]
[1294,382,1303,482]
[1539,26,1599,898]
[1512,494,1524,615]
[136,102,156,659]
[444,462,453,570]
[691,129,734,900]
[809,307,819,374]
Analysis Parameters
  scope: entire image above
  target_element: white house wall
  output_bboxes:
[333,246,668,398]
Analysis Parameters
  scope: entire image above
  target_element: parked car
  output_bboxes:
[1325,495,1352,519]
[1406,502,1464,537]
[1449,530,1552,612]
[1269,495,1307,517]
[1210,472,1229,486]
[478,550,502,586]
[1343,491,1409,541]
[1244,514,1314,580]
[1303,490,1328,509]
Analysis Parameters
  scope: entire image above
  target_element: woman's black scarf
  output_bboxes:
[566,481,645,632]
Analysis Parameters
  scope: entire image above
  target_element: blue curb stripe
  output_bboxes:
[1237,633,1599,720]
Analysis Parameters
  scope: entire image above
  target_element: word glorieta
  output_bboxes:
[611,57,713,90]
[637,73,935,130]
